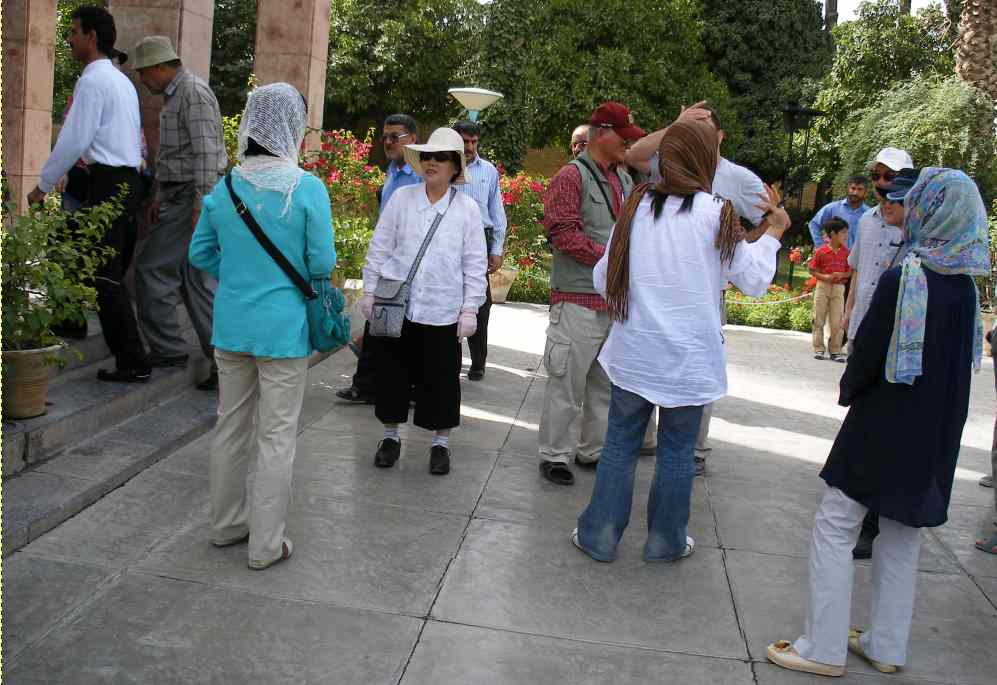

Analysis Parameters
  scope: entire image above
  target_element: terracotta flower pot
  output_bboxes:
[488,266,520,304]
[2,344,62,419]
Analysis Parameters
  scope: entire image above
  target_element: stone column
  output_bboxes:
[107,0,215,161]
[2,0,57,208]
[254,0,331,149]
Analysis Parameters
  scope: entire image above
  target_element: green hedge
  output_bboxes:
[507,265,552,304]
[725,291,813,333]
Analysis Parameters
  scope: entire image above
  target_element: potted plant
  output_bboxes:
[2,197,119,419]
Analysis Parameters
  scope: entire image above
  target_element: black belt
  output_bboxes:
[88,163,138,174]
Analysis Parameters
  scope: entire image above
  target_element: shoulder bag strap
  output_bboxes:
[404,186,458,285]
[224,174,317,300]
[572,157,618,221]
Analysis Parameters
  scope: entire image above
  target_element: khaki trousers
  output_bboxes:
[210,349,309,565]
[812,281,845,355]
[538,302,612,464]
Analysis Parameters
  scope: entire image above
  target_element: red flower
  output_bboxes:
[517,257,534,268]
[789,247,802,264]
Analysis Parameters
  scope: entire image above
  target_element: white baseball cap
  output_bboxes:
[873,147,914,171]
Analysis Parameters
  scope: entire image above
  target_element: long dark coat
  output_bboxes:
[820,267,977,528]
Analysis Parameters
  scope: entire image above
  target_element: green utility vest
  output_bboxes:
[550,150,634,295]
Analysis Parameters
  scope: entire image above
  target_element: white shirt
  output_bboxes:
[593,193,780,408]
[39,59,143,192]
[650,155,766,226]
[363,183,488,326]
[846,205,905,340]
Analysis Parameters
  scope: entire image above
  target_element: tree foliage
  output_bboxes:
[809,0,956,181]
[476,0,731,172]
[53,0,106,123]
[700,0,833,179]
[835,74,996,201]
[208,0,257,116]
[325,0,485,132]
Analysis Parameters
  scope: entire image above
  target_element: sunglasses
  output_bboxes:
[381,132,412,143]
[869,169,897,182]
[419,151,456,163]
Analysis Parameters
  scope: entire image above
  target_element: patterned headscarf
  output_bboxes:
[885,168,990,384]
[604,119,742,322]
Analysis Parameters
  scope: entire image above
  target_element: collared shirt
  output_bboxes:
[156,69,227,198]
[363,184,488,326]
[808,244,851,277]
[458,156,508,256]
[649,155,766,227]
[380,160,421,211]
[542,160,626,311]
[593,192,780,407]
[846,206,904,340]
[808,198,871,249]
[40,59,142,192]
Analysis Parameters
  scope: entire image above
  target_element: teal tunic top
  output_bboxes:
[189,172,337,358]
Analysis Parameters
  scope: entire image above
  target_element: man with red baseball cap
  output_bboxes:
[537,102,644,486]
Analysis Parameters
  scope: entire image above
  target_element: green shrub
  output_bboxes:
[507,265,551,304]
[726,289,813,333]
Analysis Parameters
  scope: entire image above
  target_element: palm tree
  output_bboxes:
[955,0,997,103]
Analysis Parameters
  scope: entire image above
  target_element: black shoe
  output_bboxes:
[852,532,875,560]
[830,354,846,364]
[374,438,401,468]
[148,354,190,368]
[467,367,485,381]
[573,454,598,469]
[540,460,574,485]
[814,353,826,360]
[196,368,219,391]
[429,445,451,475]
[97,367,151,383]
[336,386,376,404]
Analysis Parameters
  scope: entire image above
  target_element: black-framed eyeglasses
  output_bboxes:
[419,151,455,163]
[381,132,412,143]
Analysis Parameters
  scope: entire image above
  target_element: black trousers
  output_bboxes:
[466,278,492,370]
[374,319,460,431]
[352,321,378,395]
[87,165,149,371]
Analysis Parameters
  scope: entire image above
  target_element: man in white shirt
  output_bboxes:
[453,120,508,381]
[28,6,151,382]
[626,102,772,474]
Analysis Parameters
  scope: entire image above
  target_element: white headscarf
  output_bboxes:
[234,82,308,217]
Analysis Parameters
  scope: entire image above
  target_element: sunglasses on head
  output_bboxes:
[870,169,897,182]
[419,151,455,163]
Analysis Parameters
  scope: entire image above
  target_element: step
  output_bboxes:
[1,386,218,555]
[2,347,343,556]
[2,356,211,477]
[51,313,111,376]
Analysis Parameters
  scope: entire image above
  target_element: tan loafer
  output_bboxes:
[848,628,898,673]
[767,640,844,677]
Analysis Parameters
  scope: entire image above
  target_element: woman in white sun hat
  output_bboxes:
[360,127,488,476]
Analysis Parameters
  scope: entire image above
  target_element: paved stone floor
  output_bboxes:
[3,303,996,684]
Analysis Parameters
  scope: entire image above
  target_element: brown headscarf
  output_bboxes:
[604,119,743,322]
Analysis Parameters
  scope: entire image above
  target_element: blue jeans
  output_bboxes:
[577,384,703,562]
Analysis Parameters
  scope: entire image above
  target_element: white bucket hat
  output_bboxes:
[403,128,469,184]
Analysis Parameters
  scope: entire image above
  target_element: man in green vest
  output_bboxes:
[538,102,644,486]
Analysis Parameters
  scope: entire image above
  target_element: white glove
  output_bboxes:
[360,293,374,321]
[457,309,478,338]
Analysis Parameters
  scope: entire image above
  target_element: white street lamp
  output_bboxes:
[448,87,503,122]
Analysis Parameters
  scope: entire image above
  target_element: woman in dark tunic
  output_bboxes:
[767,168,990,678]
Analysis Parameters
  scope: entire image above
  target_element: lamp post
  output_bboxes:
[448,87,503,122]
[781,102,824,283]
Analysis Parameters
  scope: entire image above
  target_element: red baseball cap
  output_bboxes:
[589,102,646,141]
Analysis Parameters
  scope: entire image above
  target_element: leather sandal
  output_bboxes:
[248,538,293,570]
[540,461,574,485]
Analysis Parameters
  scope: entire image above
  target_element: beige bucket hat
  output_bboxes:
[403,128,469,184]
[132,36,180,70]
